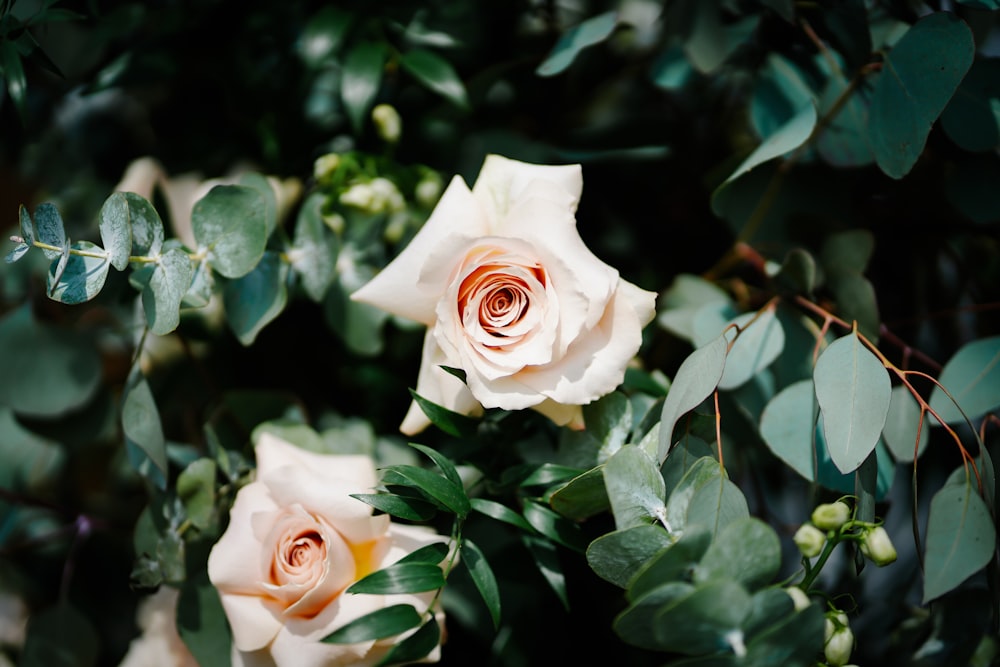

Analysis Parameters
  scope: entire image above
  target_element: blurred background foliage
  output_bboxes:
[1,0,1000,665]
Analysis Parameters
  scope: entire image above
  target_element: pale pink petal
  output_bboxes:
[208,482,278,593]
[218,593,284,651]
[255,434,378,488]
[351,177,489,325]
[472,155,582,227]
[231,644,277,667]
[531,400,585,429]
[270,592,384,666]
[401,329,482,435]
[115,157,165,200]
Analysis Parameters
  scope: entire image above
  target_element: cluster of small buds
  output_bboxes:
[794,500,853,559]
[824,610,855,666]
[339,177,406,215]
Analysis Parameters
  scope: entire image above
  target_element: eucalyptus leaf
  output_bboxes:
[120,192,165,258]
[882,385,930,462]
[191,184,267,279]
[868,11,975,178]
[142,247,194,335]
[658,334,729,462]
[585,390,632,463]
[814,331,891,473]
[941,58,1000,153]
[604,444,667,531]
[5,241,30,263]
[122,369,168,490]
[223,251,289,345]
[291,192,339,302]
[99,192,134,270]
[653,580,751,655]
[47,241,110,305]
[176,458,217,530]
[522,533,569,610]
[694,517,781,590]
[19,204,34,243]
[587,524,674,588]
[536,11,618,77]
[33,203,66,260]
[657,273,731,343]
[685,476,750,539]
[928,335,1000,425]
[626,526,711,601]
[923,480,997,602]
[549,467,610,521]
[613,581,696,650]
[718,306,785,390]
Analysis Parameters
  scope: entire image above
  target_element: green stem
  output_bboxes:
[799,537,838,591]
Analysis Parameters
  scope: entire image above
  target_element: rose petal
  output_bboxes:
[218,593,284,652]
[472,155,582,226]
[270,592,385,667]
[531,399,585,429]
[401,329,482,435]
[208,482,279,594]
[351,176,488,325]
[231,644,277,667]
[255,434,377,489]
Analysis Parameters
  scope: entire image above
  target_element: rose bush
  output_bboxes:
[351,154,658,434]
[207,433,450,667]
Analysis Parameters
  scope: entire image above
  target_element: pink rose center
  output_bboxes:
[458,261,545,340]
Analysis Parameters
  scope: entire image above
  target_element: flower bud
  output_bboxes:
[824,612,854,667]
[785,586,811,612]
[313,153,341,182]
[860,526,897,566]
[793,523,826,558]
[415,175,443,208]
[372,104,402,144]
[339,182,377,211]
[811,501,851,531]
[369,177,406,213]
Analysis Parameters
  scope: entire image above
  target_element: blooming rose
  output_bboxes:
[207,434,450,667]
[351,154,658,434]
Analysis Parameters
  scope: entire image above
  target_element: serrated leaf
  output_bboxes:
[191,185,267,279]
[223,251,288,345]
[462,539,501,629]
[143,247,194,335]
[658,334,729,462]
[604,444,667,531]
[342,41,387,133]
[46,241,110,304]
[99,192,134,270]
[536,11,618,77]
[381,464,469,517]
[400,49,469,109]
[34,203,65,259]
[929,336,1000,425]
[868,12,975,178]
[814,332,891,473]
[321,604,422,644]
[923,480,997,602]
[347,562,444,595]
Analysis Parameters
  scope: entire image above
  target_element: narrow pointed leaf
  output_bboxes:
[409,443,462,488]
[462,539,501,629]
[522,533,568,610]
[928,335,1000,425]
[658,334,729,462]
[400,49,469,109]
[347,562,444,595]
[374,619,440,667]
[814,332,891,473]
[342,41,387,133]
[321,604,422,643]
[351,493,437,521]
[122,370,168,490]
[536,11,618,77]
[380,464,469,517]
[470,497,535,533]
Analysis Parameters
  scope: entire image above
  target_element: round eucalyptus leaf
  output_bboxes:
[928,335,1000,425]
[604,444,667,531]
[120,192,165,258]
[99,192,134,270]
[652,579,751,655]
[223,251,289,346]
[192,184,267,279]
[882,385,930,462]
[33,202,65,259]
[586,524,673,588]
[694,517,781,591]
[46,241,110,305]
[341,41,387,133]
[142,247,195,335]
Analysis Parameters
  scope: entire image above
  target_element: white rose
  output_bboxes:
[351,154,657,435]
[118,587,198,667]
[207,434,450,667]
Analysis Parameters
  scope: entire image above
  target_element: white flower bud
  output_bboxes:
[372,104,402,144]
[322,212,345,234]
[369,177,406,213]
[811,501,851,531]
[860,526,898,566]
[785,586,811,612]
[313,153,341,182]
[793,523,826,558]
[824,613,854,667]
[339,182,377,211]
[415,175,443,208]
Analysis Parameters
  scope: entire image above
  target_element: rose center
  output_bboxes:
[458,261,545,339]
[286,531,323,568]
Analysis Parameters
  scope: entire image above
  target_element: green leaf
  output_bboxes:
[519,463,584,488]
[710,104,817,216]
[352,492,437,521]
[584,390,633,463]
[604,444,667,531]
[718,306,785,390]
[816,71,875,168]
[522,499,587,552]
[34,202,66,259]
[0,407,65,490]
[46,241,110,304]
[650,46,694,91]
[694,518,780,591]
[375,618,440,667]
[177,573,233,667]
[396,542,449,565]
[549,467,610,521]
[941,58,1000,152]
[613,581,696,650]
[521,533,569,610]
[408,388,479,438]
[685,475,750,539]
[814,331,891,473]
[19,204,34,242]
[535,11,618,77]
[653,580,751,654]
[5,241,30,264]
[176,458,217,530]
[760,379,818,481]
[658,334,729,461]
[587,524,674,588]
[98,192,134,270]
[461,538,501,629]
[119,192,165,258]
[380,464,470,517]
[470,497,535,533]
[662,436,717,492]
[321,604,422,643]
[745,603,825,665]
[291,192,339,301]
[342,41,387,133]
[923,480,997,603]
[665,456,722,532]
[123,369,168,490]
[867,12,975,178]
[657,273,731,342]
[20,603,99,667]
[400,49,469,109]
[882,385,930,462]
[142,247,194,335]
[929,336,1000,425]
[239,172,278,236]
[191,184,267,279]
[409,442,462,488]
[0,41,27,123]
[626,526,712,601]
[298,6,355,67]
[223,251,288,345]
[348,562,445,595]
[0,306,100,418]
